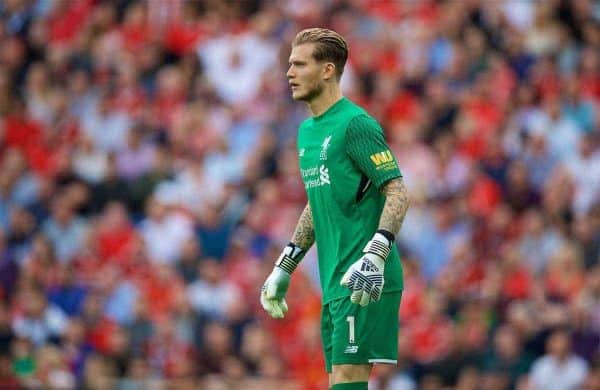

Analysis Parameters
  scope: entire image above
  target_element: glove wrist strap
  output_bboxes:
[363,232,392,261]
[275,242,305,274]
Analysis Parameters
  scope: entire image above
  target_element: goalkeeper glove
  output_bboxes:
[260,242,304,318]
[340,231,393,306]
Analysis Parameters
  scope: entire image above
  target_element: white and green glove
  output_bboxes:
[260,243,304,318]
[341,231,393,306]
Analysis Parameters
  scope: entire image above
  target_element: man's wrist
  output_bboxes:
[376,229,395,244]
[363,231,393,261]
[275,242,305,274]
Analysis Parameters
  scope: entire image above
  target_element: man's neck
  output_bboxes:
[308,85,343,117]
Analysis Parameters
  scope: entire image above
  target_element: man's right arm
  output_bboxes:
[291,203,315,251]
[260,202,313,318]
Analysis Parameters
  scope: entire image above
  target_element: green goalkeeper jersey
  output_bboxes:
[297,97,403,304]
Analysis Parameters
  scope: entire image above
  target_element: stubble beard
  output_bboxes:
[294,80,324,103]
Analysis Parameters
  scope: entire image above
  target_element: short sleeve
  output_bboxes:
[345,115,402,189]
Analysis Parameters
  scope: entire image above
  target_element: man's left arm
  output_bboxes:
[341,177,410,306]
[378,177,410,236]
[341,115,410,306]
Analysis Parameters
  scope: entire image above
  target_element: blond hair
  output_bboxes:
[293,28,348,80]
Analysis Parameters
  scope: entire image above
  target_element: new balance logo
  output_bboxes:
[319,164,330,184]
[370,151,393,166]
[344,345,359,354]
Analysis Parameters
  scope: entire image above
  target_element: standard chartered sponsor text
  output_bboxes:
[302,165,330,188]
[301,166,319,178]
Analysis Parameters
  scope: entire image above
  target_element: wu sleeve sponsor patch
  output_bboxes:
[369,151,397,171]
[346,115,402,188]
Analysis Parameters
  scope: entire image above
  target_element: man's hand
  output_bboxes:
[260,243,304,318]
[341,232,392,306]
[260,267,290,318]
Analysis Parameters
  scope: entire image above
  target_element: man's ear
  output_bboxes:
[323,62,336,80]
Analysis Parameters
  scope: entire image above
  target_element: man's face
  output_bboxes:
[287,43,327,102]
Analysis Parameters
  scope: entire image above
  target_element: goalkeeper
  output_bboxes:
[260,28,410,389]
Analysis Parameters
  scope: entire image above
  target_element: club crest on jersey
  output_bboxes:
[320,135,332,160]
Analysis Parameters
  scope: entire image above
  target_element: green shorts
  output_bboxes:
[321,292,401,373]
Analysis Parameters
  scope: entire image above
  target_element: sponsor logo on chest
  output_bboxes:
[301,164,330,189]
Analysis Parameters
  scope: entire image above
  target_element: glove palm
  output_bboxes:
[260,267,290,318]
[340,232,391,306]
[341,254,385,306]
[261,242,305,319]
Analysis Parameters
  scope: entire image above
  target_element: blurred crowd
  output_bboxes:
[0,0,599,389]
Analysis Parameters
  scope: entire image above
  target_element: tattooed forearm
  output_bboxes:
[378,177,410,236]
[291,203,315,251]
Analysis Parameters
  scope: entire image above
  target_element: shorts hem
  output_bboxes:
[332,357,398,366]
[368,359,397,364]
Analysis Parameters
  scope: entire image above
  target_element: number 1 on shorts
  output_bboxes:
[346,316,355,344]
